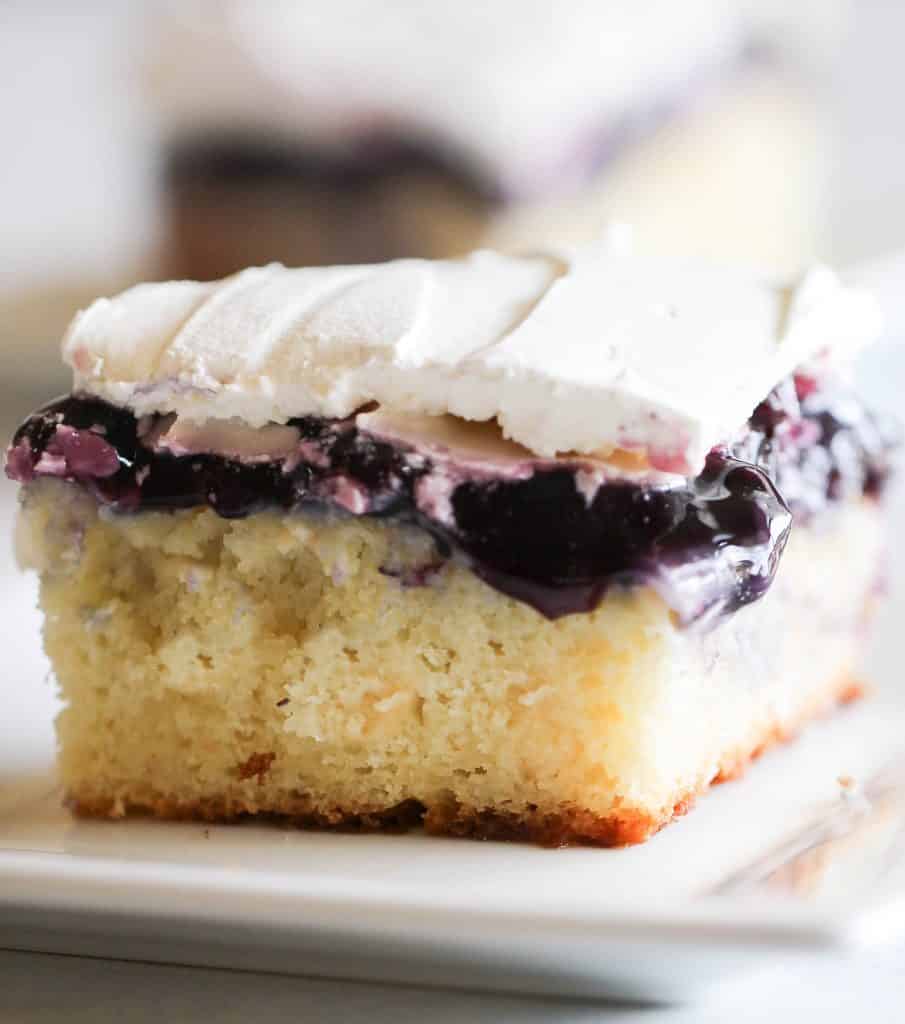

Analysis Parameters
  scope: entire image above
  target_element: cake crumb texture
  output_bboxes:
[19,479,882,845]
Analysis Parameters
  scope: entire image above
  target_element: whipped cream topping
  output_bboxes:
[63,241,881,475]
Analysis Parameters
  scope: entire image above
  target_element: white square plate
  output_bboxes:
[1,348,904,1004]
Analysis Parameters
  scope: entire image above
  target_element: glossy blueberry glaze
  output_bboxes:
[6,378,893,624]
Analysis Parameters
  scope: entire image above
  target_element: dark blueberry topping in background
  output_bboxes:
[5,376,894,625]
[167,136,504,205]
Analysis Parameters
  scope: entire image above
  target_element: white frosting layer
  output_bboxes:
[63,240,881,474]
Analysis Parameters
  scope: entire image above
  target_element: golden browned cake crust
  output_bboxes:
[68,674,862,847]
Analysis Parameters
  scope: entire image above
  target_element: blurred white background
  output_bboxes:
[830,0,905,263]
[0,3,154,292]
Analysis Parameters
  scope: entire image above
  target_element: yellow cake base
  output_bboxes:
[17,479,882,845]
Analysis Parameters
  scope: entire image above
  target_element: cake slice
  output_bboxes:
[149,1,844,277]
[6,242,893,845]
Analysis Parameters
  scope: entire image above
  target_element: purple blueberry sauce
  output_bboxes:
[5,378,894,625]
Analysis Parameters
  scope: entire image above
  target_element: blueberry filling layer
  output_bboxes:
[6,377,893,625]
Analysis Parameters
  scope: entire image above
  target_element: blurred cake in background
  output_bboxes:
[148,0,848,279]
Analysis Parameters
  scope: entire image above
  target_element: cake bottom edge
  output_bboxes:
[66,675,863,848]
